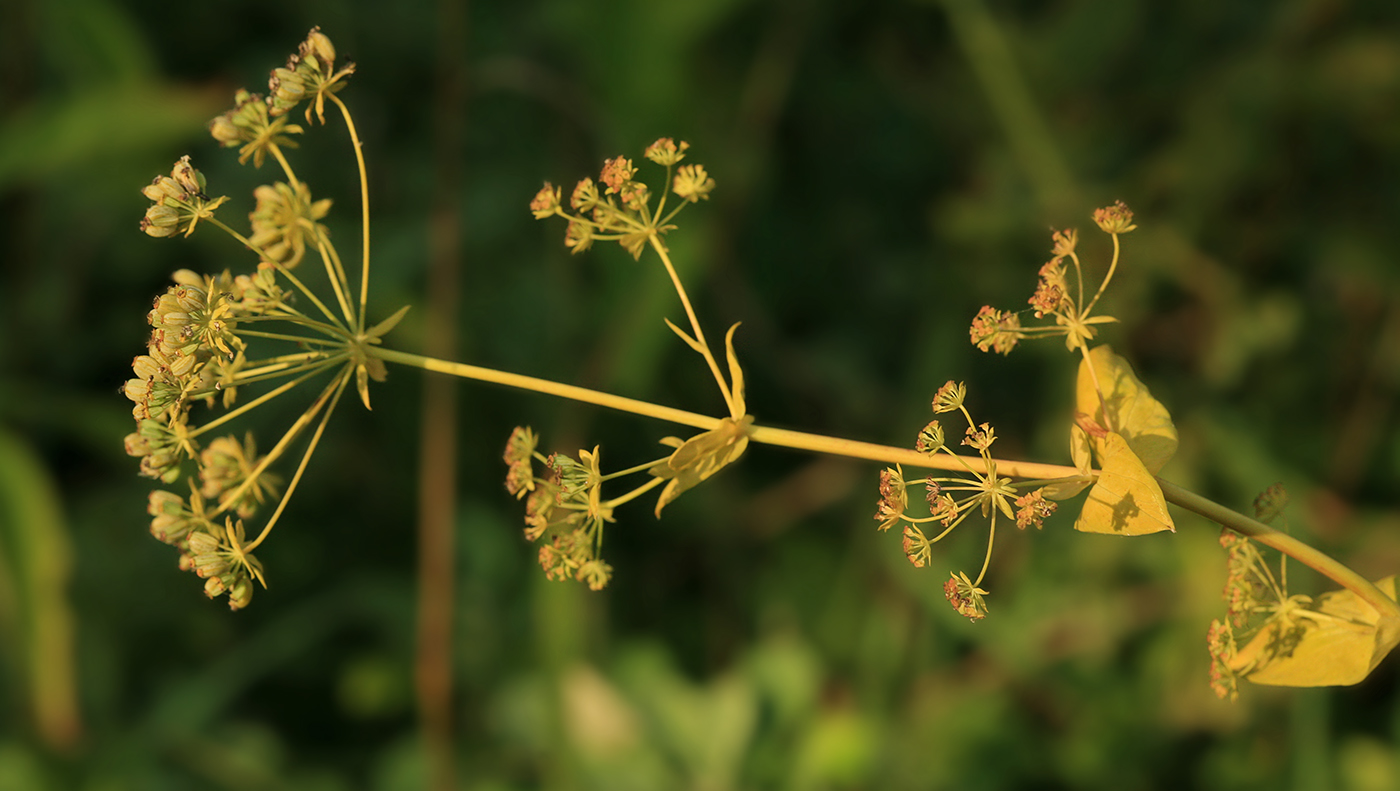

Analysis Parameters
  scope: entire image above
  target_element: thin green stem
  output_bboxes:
[373,347,1388,619]
[237,308,347,338]
[206,216,261,255]
[603,477,666,509]
[268,260,350,333]
[190,361,342,438]
[1082,233,1120,317]
[601,458,671,481]
[217,354,349,389]
[648,236,736,415]
[241,351,333,370]
[243,369,352,553]
[209,365,349,521]
[237,329,344,345]
[973,515,996,586]
[1069,251,1085,311]
[268,143,300,190]
[327,92,371,333]
[312,228,356,328]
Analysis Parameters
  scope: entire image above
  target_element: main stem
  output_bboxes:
[367,346,1400,620]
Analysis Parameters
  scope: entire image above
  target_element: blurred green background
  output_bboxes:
[3,0,1400,788]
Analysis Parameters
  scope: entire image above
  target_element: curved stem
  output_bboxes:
[328,92,371,333]
[209,366,348,522]
[1082,233,1120,317]
[603,477,666,509]
[312,229,356,328]
[973,515,996,586]
[268,143,300,190]
[1156,478,1400,620]
[647,235,735,415]
[190,362,341,438]
[244,369,352,552]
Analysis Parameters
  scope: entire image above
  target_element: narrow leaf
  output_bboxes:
[663,317,706,355]
[365,304,411,339]
[724,322,746,417]
[355,363,372,411]
[648,417,753,517]
[1044,423,1094,501]
[1074,432,1175,535]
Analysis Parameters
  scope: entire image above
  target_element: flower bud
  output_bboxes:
[209,112,242,147]
[124,432,152,457]
[142,176,187,204]
[267,64,307,116]
[228,578,253,610]
[203,575,228,598]
[171,156,203,198]
[148,489,183,517]
[1092,201,1136,234]
[302,27,336,70]
[141,205,181,237]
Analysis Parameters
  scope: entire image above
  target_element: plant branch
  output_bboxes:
[1156,478,1400,620]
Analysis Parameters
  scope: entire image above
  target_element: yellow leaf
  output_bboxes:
[1043,423,1093,501]
[648,416,753,517]
[1234,577,1400,688]
[1076,345,1178,474]
[724,323,746,418]
[1073,432,1175,535]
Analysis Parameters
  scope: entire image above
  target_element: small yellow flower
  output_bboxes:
[1051,227,1078,257]
[570,178,599,211]
[248,181,332,267]
[564,220,594,254]
[599,156,636,195]
[916,420,944,453]
[931,380,966,413]
[672,164,714,202]
[1092,200,1137,234]
[529,183,561,219]
[1013,489,1056,530]
[503,426,538,498]
[969,306,1022,355]
[874,466,907,531]
[644,137,690,166]
[944,571,989,621]
[902,525,932,567]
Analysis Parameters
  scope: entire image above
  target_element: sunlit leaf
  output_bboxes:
[663,317,706,355]
[649,416,753,517]
[1043,423,1093,500]
[1073,432,1175,535]
[1076,345,1178,474]
[724,322,745,417]
[1234,576,1400,688]
[364,305,411,340]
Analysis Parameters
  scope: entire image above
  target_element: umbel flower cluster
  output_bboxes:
[873,380,1057,621]
[517,141,749,589]
[124,28,381,609]
[530,137,714,259]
